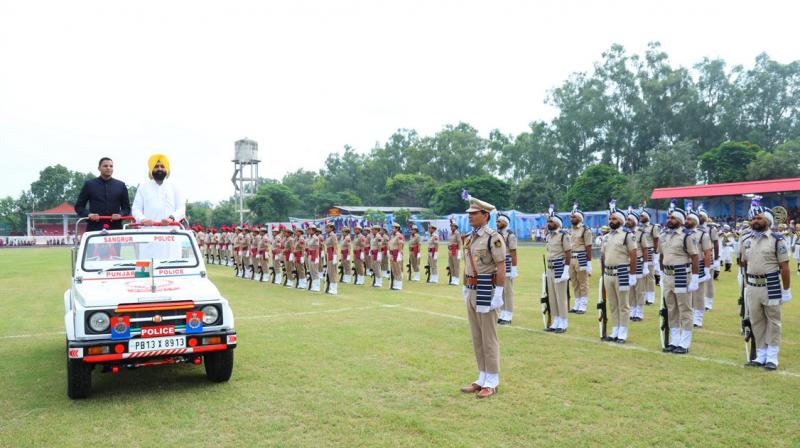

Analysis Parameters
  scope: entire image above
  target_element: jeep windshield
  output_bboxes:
[81,232,199,272]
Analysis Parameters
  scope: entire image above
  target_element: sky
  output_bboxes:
[1,0,798,205]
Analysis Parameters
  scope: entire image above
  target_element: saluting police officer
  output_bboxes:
[459,195,506,399]
[741,202,791,370]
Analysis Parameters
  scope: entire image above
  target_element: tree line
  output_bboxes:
[2,42,800,232]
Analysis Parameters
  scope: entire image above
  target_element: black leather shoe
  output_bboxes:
[544,327,556,332]
[672,347,688,354]
[554,328,566,334]
[745,360,765,368]
[765,362,778,371]
[601,336,616,342]
[497,319,511,325]
[662,345,676,353]
[575,310,585,315]
[568,309,577,314]
[615,339,626,344]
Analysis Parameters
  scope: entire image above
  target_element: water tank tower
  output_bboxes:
[232,138,260,224]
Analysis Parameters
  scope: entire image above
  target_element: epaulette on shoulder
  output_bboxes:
[772,232,784,241]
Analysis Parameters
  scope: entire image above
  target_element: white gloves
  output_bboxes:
[585,263,592,276]
[417,253,421,260]
[713,259,721,271]
[490,286,504,310]
[289,254,295,262]
[332,255,338,264]
[689,274,700,292]
[300,256,305,264]
[704,267,711,280]
[737,271,743,288]
[457,251,461,260]
[376,253,382,262]
[510,266,518,279]
[359,253,365,261]
[255,254,261,260]
[653,258,661,274]
[628,275,637,287]
[395,253,402,262]
[463,286,469,304]
[781,289,792,304]
[642,263,649,275]
[433,252,438,260]
[557,270,569,283]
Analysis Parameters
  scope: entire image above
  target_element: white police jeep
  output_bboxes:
[64,220,237,399]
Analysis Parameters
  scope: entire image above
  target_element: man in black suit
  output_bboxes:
[74,157,131,231]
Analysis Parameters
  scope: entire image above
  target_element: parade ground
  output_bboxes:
[1,247,798,447]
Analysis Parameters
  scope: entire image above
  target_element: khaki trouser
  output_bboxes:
[662,274,692,331]
[428,251,438,275]
[632,276,645,309]
[501,277,514,313]
[327,260,338,285]
[233,246,242,266]
[285,259,295,281]
[745,286,782,347]
[294,255,305,283]
[272,253,283,274]
[466,289,499,374]
[354,252,365,277]
[644,262,656,295]
[410,249,420,272]
[448,254,460,280]
[692,284,705,310]
[308,256,319,280]
[340,255,351,279]
[381,251,389,273]
[390,253,402,281]
[705,269,715,298]
[546,270,569,319]
[603,274,630,328]
[569,257,589,298]
[258,252,268,274]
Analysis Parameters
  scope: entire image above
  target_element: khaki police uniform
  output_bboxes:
[545,227,572,330]
[306,228,321,291]
[325,229,339,294]
[741,230,789,366]
[408,231,422,281]
[498,226,517,322]
[369,227,384,287]
[690,226,713,326]
[427,228,440,283]
[602,227,637,341]
[352,228,367,284]
[389,226,404,290]
[641,220,660,305]
[448,227,462,285]
[568,223,593,313]
[340,231,352,283]
[661,227,699,350]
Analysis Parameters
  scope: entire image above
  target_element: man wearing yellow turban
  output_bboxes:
[132,153,185,226]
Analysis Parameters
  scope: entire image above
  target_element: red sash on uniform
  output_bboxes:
[251,248,257,257]
[327,246,335,261]
[371,249,378,258]
[411,245,419,256]
[381,247,388,255]
[390,249,399,259]
[294,250,303,259]
[283,250,291,260]
[449,244,458,256]
[341,249,349,258]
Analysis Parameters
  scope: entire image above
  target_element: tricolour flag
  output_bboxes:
[135,260,151,278]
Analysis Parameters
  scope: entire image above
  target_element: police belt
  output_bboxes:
[546,258,564,269]
[464,274,496,289]
[662,263,691,275]
[746,272,776,287]
[603,265,626,276]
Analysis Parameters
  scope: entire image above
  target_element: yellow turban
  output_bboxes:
[147,154,170,179]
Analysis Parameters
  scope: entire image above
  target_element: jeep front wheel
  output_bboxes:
[204,349,234,382]
[67,357,92,399]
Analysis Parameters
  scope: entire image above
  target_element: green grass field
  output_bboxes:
[0,246,798,447]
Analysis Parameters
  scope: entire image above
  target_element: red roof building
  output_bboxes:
[651,178,800,199]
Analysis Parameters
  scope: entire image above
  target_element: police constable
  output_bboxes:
[496,214,518,325]
[660,203,700,354]
[324,223,339,295]
[307,224,321,291]
[369,225,384,288]
[639,208,660,305]
[459,195,506,399]
[294,227,308,289]
[448,220,462,285]
[427,224,440,283]
[685,207,712,328]
[352,225,367,285]
[741,200,791,370]
[600,202,638,343]
[544,206,571,333]
[340,227,353,284]
[408,225,422,282]
[389,222,404,290]
[568,203,593,314]
[697,206,720,310]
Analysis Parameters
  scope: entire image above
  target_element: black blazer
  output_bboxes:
[74,177,131,231]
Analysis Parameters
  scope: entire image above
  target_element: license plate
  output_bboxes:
[129,336,186,353]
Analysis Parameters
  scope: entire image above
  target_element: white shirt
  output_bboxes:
[132,179,185,223]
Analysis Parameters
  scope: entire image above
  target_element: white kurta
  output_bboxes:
[132,179,186,223]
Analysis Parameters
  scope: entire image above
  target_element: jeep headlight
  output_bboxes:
[88,312,111,332]
[201,305,219,325]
